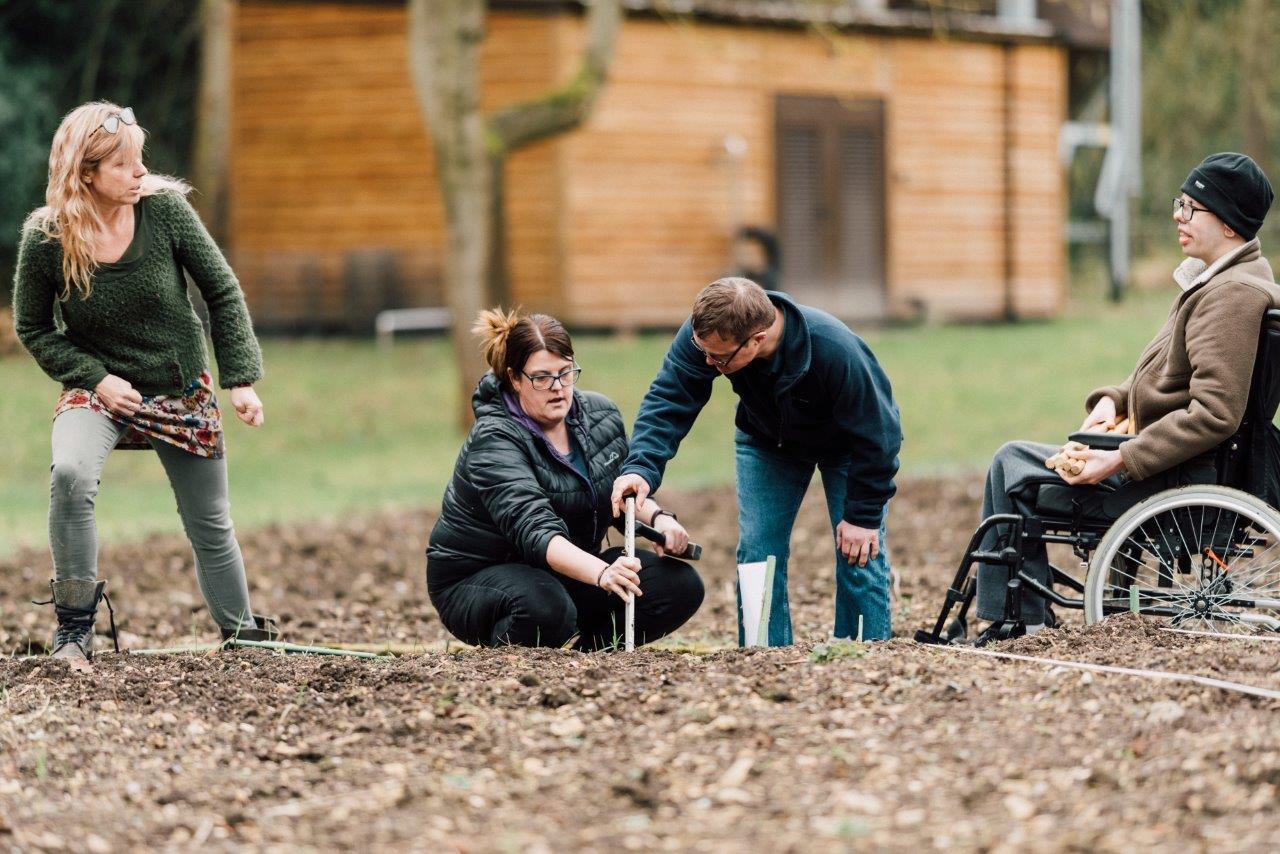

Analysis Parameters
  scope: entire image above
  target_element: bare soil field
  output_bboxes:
[2,476,1277,852]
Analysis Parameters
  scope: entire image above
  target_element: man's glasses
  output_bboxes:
[691,335,751,368]
[522,366,582,391]
[1173,198,1211,222]
[97,107,136,135]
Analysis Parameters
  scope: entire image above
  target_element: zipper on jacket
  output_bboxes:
[573,417,602,548]
[538,414,601,548]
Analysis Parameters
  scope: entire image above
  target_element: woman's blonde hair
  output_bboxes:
[473,307,574,389]
[25,101,191,300]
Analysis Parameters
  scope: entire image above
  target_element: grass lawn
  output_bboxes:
[0,289,1173,555]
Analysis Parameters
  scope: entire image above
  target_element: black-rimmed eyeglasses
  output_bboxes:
[522,367,582,391]
[96,107,136,135]
[691,335,751,368]
[1173,198,1211,222]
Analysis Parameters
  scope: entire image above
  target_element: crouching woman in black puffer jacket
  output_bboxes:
[426,308,704,649]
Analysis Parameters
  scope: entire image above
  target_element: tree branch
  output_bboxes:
[486,0,622,154]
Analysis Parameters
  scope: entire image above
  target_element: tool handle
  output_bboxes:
[624,497,636,558]
[624,498,636,652]
[633,520,702,561]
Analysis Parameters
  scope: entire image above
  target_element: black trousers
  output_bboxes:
[428,547,705,650]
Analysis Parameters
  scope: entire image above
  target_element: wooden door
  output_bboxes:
[775,95,887,319]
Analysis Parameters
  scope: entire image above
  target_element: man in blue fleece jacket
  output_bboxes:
[611,278,902,645]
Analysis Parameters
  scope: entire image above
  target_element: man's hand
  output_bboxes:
[611,473,651,517]
[1059,447,1125,486]
[836,521,880,567]
[229,386,265,427]
[651,513,690,558]
[1079,396,1118,433]
[94,374,143,417]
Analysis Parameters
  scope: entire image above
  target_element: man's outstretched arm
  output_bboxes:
[613,319,718,513]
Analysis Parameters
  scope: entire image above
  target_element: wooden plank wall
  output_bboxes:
[228,3,1067,328]
[555,17,1067,326]
[1008,44,1067,318]
[228,2,562,328]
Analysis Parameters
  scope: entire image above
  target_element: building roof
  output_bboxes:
[489,0,1060,44]
[1037,0,1109,51]
[273,0,1109,48]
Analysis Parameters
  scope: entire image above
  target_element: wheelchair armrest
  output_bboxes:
[1068,431,1136,451]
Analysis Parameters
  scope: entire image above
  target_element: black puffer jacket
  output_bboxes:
[426,373,629,592]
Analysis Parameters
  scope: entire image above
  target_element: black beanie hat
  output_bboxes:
[1181,152,1274,240]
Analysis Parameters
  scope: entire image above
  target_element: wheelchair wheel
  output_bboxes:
[1084,486,1280,634]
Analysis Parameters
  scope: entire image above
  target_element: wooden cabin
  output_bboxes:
[226,0,1079,330]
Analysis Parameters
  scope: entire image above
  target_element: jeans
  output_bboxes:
[428,547,704,650]
[48,407,257,632]
[735,433,892,646]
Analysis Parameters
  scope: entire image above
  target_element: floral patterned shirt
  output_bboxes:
[54,370,225,459]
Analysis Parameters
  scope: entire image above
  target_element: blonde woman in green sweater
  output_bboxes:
[13,102,275,669]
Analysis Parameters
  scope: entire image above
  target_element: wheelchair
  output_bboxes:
[916,309,1280,644]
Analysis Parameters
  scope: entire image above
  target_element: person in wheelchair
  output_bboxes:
[970,153,1279,644]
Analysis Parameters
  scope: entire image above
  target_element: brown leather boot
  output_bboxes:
[35,579,118,671]
[220,614,281,643]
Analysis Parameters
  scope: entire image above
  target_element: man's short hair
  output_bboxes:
[691,277,775,342]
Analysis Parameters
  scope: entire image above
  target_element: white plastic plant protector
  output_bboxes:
[737,555,776,647]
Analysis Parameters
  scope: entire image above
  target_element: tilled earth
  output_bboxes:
[1,476,1277,851]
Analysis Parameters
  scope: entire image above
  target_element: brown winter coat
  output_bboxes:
[1086,239,1280,481]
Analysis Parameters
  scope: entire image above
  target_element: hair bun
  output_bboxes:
[473,307,522,376]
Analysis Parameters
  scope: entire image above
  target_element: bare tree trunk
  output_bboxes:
[191,0,233,242]
[408,0,622,426]
[408,0,492,428]
[486,154,510,307]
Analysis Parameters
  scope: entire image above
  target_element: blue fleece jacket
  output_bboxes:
[621,292,902,528]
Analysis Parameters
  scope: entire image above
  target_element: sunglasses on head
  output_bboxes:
[96,107,136,135]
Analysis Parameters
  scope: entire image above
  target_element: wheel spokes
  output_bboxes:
[1105,504,1280,635]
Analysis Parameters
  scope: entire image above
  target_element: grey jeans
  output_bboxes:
[49,407,256,631]
[975,439,1211,624]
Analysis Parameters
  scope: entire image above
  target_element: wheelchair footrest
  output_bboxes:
[914,628,948,645]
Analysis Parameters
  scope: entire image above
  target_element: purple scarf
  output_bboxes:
[501,389,581,471]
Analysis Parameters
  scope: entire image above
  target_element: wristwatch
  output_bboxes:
[652,509,678,524]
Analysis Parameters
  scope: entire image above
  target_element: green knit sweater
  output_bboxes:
[12,190,263,396]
